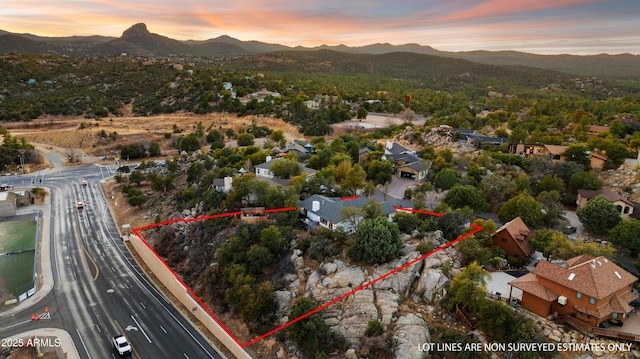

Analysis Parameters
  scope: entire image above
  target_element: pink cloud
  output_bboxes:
[438,0,604,21]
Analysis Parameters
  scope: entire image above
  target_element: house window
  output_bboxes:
[501,238,507,243]
[624,206,630,214]
[576,292,582,299]
[613,312,618,319]
[590,297,596,305]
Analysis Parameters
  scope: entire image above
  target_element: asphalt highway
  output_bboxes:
[0,162,225,359]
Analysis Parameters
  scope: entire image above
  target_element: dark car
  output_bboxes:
[608,319,624,327]
[563,225,577,234]
[598,321,611,329]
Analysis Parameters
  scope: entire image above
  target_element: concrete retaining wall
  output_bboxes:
[128,233,252,359]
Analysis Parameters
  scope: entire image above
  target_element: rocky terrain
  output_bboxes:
[269,231,459,358]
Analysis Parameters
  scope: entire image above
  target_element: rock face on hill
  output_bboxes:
[279,242,460,357]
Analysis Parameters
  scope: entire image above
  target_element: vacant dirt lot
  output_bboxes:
[5,106,306,168]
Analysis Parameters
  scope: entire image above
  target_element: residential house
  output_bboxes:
[508,255,638,327]
[254,156,317,180]
[451,128,508,147]
[491,217,534,259]
[588,125,609,139]
[211,177,233,193]
[279,142,312,160]
[576,188,640,219]
[510,144,606,169]
[589,152,608,170]
[381,141,430,181]
[358,147,372,167]
[299,194,396,233]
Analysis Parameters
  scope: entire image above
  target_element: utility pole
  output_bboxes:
[18,150,26,175]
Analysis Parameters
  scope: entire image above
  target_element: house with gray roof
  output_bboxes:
[380,141,430,181]
[299,194,397,233]
[255,156,317,180]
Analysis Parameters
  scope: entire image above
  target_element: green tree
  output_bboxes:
[610,220,640,256]
[577,195,621,234]
[225,128,236,139]
[569,171,603,191]
[260,225,284,255]
[537,190,563,228]
[480,174,518,206]
[127,194,146,208]
[366,159,393,185]
[362,199,384,219]
[148,141,162,157]
[270,158,302,179]
[562,144,591,167]
[350,217,402,264]
[178,133,201,152]
[287,298,347,357]
[535,174,565,195]
[129,170,145,187]
[443,185,490,213]
[446,262,488,312]
[269,130,285,145]
[498,192,544,228]
[166,159,179,174]
[237,133,255,146]
[187,161,204,184]
[393,212,420,233]
[206,130,224,143]
[341,164,366,195]
[433,168,458,190]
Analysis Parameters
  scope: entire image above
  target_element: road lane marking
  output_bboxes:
[80,242,100,281]
[131,314,152,344]
[0,319,32,331]
[75,328,92,359]
[160,325,167,334]
[140,302,146,309]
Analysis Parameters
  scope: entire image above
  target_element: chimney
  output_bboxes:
[312,200,320,212]
[266,155,272,162]
[386,141,393,150]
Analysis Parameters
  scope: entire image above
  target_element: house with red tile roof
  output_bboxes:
[491,217,534,259]
[576,188,640,220]
[509,255,638,327]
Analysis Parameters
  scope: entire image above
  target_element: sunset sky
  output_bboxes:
[1,0,638,55]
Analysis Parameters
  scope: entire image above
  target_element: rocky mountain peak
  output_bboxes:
[121,23,149,39]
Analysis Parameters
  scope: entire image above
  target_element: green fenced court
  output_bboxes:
[0,218,37,302]
[0,251,35,297]
[0,219,36,254]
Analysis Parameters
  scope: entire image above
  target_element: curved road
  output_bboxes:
[0,162,225,359]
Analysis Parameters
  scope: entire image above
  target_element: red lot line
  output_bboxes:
[133,207,483,348]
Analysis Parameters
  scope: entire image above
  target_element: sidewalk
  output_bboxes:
[3,327,80,359]
[1,189,82,359]
[1,190,53,318]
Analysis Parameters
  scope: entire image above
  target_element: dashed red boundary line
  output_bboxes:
[133,206,483,348]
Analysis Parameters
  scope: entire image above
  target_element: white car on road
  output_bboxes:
[112,335,132,356]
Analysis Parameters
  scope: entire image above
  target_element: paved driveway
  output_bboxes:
[385,177,417,199]
[486,271,523,301]
[562,209,584,240]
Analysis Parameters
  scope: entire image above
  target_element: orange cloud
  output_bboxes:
[438,0,603,21]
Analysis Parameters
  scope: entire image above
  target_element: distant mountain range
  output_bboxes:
[1,23,639,78]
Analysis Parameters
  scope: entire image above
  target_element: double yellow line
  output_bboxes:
[114,319,141,358]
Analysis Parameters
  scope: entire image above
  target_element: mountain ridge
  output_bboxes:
[1,23,638,78]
